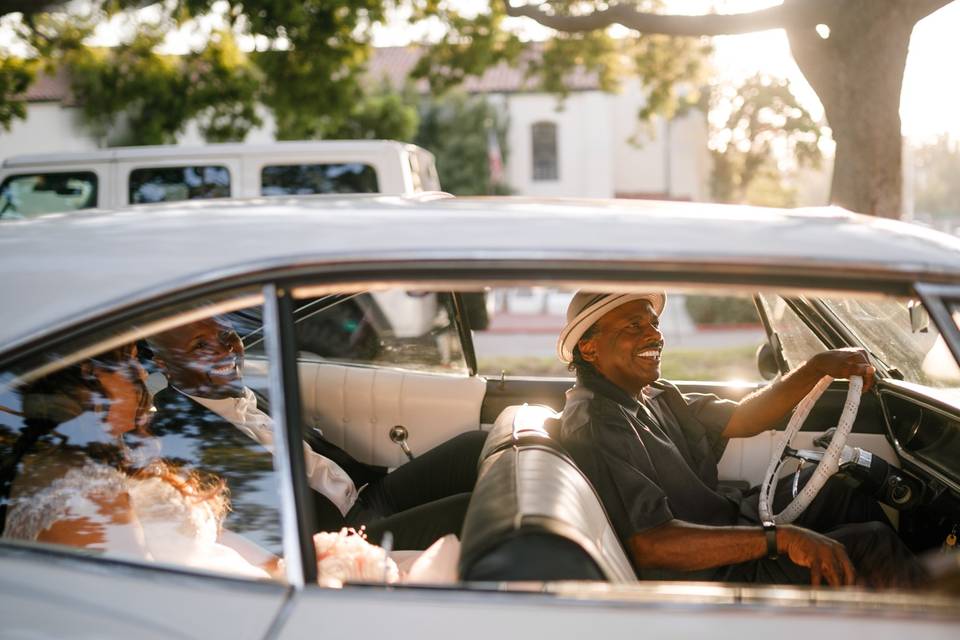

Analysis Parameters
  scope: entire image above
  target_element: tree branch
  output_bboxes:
[503,1,830,36]
[908,0,955,21]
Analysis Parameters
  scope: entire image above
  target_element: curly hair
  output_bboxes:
[567,323,600,378]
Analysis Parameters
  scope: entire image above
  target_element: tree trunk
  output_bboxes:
[786,0,914,217]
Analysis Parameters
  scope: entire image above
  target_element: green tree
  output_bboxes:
[415,92,510,195]
[709,74,822,206]
[0,1,707,147]
[0,54,34,131]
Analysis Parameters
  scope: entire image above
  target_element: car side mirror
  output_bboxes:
[756,342,779,380]
[908,299,929,333]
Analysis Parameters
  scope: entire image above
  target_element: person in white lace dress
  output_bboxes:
[2,344,276,579]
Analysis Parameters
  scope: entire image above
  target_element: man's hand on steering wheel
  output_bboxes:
[780,525,857,587]
[808,348,876,393]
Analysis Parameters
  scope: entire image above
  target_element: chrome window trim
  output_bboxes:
[263,284,306,589]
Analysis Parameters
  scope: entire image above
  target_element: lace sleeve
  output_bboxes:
[4,462,134,546]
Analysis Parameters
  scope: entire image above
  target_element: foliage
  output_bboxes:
[324,82,420,143]
[0,0,710,146]
[414,91,510,195]
[0,55,34,131]
[709,74,823,206]
[684,295,759,326]
[414,1,709,118]
[913,136,960,217]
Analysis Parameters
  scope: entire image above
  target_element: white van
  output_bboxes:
[0,140,440,219]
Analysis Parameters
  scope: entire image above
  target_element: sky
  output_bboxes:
[2,0,957,143]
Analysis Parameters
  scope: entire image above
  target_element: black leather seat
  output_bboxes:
[459,405,635,583]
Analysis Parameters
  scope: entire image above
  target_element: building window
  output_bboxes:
[531,121,558,181]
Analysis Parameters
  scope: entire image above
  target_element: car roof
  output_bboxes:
[1,139,420,168]
[2,194,960,354]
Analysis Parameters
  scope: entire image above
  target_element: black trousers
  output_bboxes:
[313,430,487,550]
[719,472,926,588]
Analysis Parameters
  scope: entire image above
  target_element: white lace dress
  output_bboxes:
[4,461,269,579]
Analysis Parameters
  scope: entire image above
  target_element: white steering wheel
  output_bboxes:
[758,375,863,524]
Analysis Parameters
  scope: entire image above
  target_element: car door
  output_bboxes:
[0,290,296,639]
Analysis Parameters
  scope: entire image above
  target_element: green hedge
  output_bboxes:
[684,295,758,325]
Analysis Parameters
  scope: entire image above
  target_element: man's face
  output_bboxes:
[578,299,664,395]
[150,317,244,399]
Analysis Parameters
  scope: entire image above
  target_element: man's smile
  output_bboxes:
[209,356,241,378]
[633,341,663,362]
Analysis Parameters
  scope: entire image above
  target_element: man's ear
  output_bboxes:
[578,336,599,363]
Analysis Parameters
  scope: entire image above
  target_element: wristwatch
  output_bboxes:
[762,520,779,560]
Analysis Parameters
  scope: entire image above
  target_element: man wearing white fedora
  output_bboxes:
[557,292,923,588]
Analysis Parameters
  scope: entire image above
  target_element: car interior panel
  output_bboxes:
[295,359,486,467]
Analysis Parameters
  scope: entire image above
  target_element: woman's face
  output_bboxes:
[88,346,152,436]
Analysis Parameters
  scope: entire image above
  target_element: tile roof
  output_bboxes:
[23,67,75,105]
[366,45,601,94]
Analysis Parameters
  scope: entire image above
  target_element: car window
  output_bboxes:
[756,294,828,371]
[243,290,467,374]
[0,294,286,582]
[128,166,231,204]
[0,171,98,219]
[260,163,379,195]
[822,296,960,394]
[474,287,765,382]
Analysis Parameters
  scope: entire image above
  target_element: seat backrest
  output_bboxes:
[459,405,636,583]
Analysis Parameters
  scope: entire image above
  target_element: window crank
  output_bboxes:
[389,425,415,461]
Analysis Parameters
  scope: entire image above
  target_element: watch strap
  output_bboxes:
[762,521,779,560]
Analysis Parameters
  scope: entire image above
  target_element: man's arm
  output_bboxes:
[721,348,875,439]
[630,519,856,587]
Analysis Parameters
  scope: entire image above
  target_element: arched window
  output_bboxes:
[531,121,558,181]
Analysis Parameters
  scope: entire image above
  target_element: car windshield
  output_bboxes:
[819,297,960,398]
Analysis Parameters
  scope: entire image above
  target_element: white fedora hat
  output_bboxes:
[557,292,666,363]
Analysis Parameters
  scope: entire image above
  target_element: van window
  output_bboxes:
[0,172,98,220]
[128,166,231,204]
[260,163,378,195]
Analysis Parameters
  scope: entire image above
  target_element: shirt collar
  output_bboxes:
[181,386,259,424]
[576,368,665,409]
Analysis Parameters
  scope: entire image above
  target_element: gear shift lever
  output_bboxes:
[389,425,414,461]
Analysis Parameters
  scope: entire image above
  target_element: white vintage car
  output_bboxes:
[0,194,958,638]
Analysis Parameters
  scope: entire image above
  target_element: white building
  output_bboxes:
[1,47,710,201]
[368,46,710,201]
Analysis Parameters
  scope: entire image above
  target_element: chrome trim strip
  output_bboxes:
[263,284,305,589]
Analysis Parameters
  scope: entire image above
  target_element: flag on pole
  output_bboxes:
[487,129,504,188]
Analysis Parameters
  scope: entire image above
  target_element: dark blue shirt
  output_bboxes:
[560,370,741,564]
